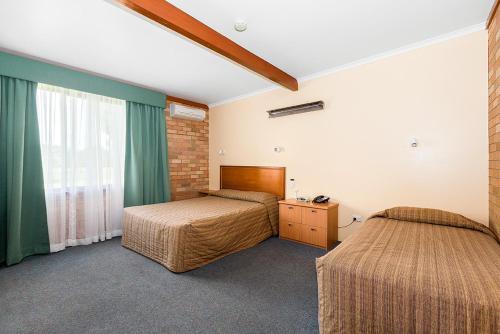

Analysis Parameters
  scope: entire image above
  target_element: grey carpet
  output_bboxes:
[0,237,336,334]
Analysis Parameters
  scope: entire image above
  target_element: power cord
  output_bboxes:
[338,217,357,229]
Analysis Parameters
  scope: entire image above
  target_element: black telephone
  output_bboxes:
[312,195,330,204]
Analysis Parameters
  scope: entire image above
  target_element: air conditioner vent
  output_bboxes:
[267,101,324,118]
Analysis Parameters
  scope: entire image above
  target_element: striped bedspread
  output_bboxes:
[122,189,278,273]
[316,207,500,334]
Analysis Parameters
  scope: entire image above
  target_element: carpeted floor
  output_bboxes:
[0,237,336,334]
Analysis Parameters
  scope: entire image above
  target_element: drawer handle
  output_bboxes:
[288,223,292,227]
[311,228,316,231]
[288,206,294,209]
[311,210,317,213]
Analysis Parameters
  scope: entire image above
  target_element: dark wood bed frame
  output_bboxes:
[219,165,286,200]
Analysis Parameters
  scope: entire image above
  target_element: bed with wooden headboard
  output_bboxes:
[122,166,285,272]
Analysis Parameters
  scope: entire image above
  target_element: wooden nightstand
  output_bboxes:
[197,190,210,196]
[278,199,338,250]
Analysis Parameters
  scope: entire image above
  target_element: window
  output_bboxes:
[36,84,126,252]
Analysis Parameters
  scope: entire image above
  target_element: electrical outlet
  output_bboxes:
[352,215,363,223]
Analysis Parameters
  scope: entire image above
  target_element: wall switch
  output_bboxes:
[352,215,363,223]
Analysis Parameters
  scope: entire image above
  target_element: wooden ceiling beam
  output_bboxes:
[167,95,209,111]
[114,0,298,91]
[487,0,500,28]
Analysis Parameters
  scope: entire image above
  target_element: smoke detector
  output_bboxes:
[234,19,247,32]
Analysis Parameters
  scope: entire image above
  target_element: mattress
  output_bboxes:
[316,207,500,334]
[122,189,278,272]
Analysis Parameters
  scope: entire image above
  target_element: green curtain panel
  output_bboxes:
[0,75,50,265]
[124,101,171,207]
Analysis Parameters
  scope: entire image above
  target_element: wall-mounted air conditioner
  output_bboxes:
[170,103,206,121]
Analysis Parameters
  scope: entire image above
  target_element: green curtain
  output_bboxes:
[0,75,50,265]
[124,101,170,207]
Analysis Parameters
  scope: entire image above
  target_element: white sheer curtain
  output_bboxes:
[36,84,126,252]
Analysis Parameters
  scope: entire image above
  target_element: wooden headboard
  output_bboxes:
[220,166,286,200]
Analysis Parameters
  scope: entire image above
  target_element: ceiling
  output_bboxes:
[0,0,494,105]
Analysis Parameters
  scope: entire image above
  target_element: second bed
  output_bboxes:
[122,166,285,272]
[122,189,278,272]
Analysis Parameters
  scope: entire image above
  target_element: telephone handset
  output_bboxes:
[312,195,330,204]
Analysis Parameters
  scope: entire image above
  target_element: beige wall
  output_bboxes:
[209,30,488,240]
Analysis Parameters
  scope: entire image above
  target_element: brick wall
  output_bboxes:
[166,106,209,201]
[488,6,500,238]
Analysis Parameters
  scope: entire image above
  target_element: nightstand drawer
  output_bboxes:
[300,224,326,247]
[303,207,327,228]
[279,204,302,223]
[279,220,300,240]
